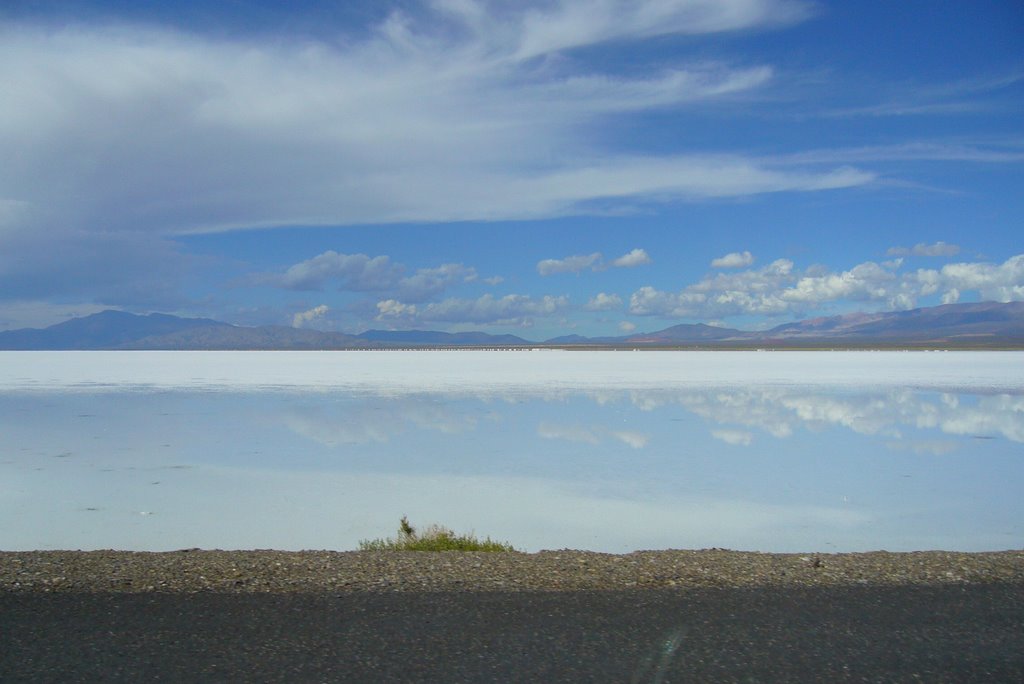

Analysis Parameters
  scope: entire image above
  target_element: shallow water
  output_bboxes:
[2,351,1022,553]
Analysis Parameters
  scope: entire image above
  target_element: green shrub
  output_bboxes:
[358,516,518,552]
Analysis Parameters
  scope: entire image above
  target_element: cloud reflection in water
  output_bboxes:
[1,377,1021,553]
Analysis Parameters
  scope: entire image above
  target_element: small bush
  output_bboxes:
[358,516,518,552]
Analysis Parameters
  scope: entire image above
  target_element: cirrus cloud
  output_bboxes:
[0,0,841,246]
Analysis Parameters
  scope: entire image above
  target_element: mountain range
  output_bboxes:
[1,301,1022,350]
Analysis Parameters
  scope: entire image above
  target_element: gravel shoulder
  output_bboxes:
[3,548,1023,593]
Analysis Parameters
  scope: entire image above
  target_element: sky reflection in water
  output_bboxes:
[1,352,1022,553]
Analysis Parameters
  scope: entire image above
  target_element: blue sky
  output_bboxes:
[1,0,1022,338]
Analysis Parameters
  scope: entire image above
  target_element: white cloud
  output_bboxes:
[629,258,797,317]
[611,248,651,268]
[537,422,600,445]
[611,431,649,449]
[512,0,813,60]
[376,293,569,326]
[628,253,1024,321]
[711,429,753,446]
[395,263,478,302]
[778,141,1024,165]
[270,252,479,304]
[376,299,418,318]
[539,422,649,449]
[618,321,637,333]
[585,292,623,311]
[292,304,329,328]
[917,254,1024,303]
[887,241,961,257]
[780,261,900,305]
[815,72,1024,120]
[285,399,476,447]
[537,253,603,276]
[0,1,860,252]
[277,252,401,291]
[664,387,1024,444]
[711,250,754,268]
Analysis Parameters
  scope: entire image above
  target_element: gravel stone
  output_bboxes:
[2,549,1022,593]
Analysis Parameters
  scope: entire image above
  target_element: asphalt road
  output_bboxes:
[3,584,1023,682]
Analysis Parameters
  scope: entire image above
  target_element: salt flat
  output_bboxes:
[3,350,1022,553]
[2,350,1023,393]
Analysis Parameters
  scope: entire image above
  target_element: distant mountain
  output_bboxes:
[0,311,527,350]
[759,301,1024,343]
[544,334,600,345]
[1,301,1022,350]
[0,310,231,350]
[626,323,749,343]
[542,325,749,346]
[544,301,1024,347]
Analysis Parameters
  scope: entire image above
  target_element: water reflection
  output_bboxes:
[2,382,1021,553]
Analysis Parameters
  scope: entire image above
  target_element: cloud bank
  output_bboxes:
[0,1,844,239]
[629,253,1024,320]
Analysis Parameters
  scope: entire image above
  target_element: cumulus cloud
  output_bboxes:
[292,304,329,328]
[917,254,1024,304]
[268,252,480,304]
[611,248,652,268]
[586,292,623,311]
[679,388,1024,444]
[628,253,1024,320]
[887,241,961,257]
[537,253,603,276]
[395,263,478,302]
[780,261,901,305]
[277,252,401,291]
[618,321,637,333]
[711,251,754,268]
[376,293,569,326]
[629,258,798,317]
[376,299,418,318]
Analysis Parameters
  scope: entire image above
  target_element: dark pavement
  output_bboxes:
[2,584,1023,682]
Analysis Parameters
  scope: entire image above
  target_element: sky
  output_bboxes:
[1,0,1022,339]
